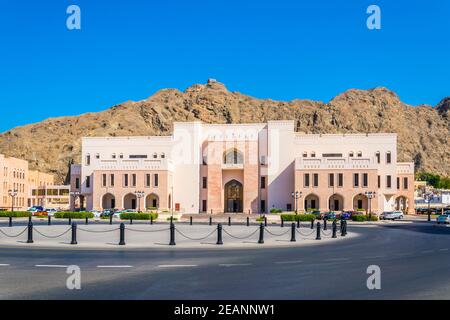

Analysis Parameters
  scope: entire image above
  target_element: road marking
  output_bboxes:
[274,260,303,265]
[0,264,10,266]
[158,264,198,268]
[35,265,68,268]
[421,250,434,254]
[219,263,252,267]
[323,258,350,262]
[97,265,133,268]
[439,248,449,251]
[364,256,385,259]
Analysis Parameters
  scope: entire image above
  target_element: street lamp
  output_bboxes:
[291,191,302,214]
[134,191,145,213]
[364,191,376,218]
[424,192,435,222]
[70,191,80,211]
[8,189,18,213]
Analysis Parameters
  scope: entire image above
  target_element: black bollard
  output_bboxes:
[246,217,250,227]
[170,216,173,224]
[264,216,267,227]
[85,217,89,225]
[130,217,133,225]
[27,222,34,243]
[258,223,264,244]
[150,215,153,225]
[119,223,125,245]
[340,219,345,235]
[343,220,347,236]
[8,216,12,227]
[48,215,51,226]
[109,214,113,225]
[68,217,72,225]
[290,223,296,242]
[228,216,231,226]
[296,218,300,228]
[324,218,327,230]
[190,216,193,226]
[316,222,321,240]
[209,216,212,226]
[71,223,77,245]
[169,222,176,246]
[28,215,32,224]
[310,219,314,229]
[332,220,337,238]
[216,223,223,245]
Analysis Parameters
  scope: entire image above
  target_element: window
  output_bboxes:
[363,173,368,187]
[102,174,107,187]
[119,153,124,159]
[123,174,129,187]
[304,173,310,187]
[110,174,115,187]
[302,152,307,158]
[86,176,91,188]
[260,155,266,165]
[349,152,354,157]
[261,176,266,189]
[403,177,408,189]
[202,200,207,212]
[75,178,80,189]
[386,152,392,164]
[85,154,91,166]
[131,174,137,187]
[154,174,159,187]
[287,204,292,211]
[338,173,343,187]
[145,174,151,187]
[153,153,157,159]
[376,152,380,164]
[313,173,319,187]
[161,153,165,159]
[202,177,207,189]
[357,151,362,157]
[397,177,400,190]
[386,175,392,188]
[224,149,243,165]
[95,153,100,159]
[129,155,147,159]
[112,153,116,159]
[377,175,381,188]
[328,173,334,187]
[353,173,359,187]
[311,152,316,158]
[322,153,343,158]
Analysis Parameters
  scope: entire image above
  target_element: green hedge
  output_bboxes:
[281,214,316,222]
[54,212,94,219]
[120,213,158,220]
[270,208,283,213]
[351,214,379,222]
[0,211,31,217]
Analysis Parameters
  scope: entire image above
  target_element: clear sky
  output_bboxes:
[0,0,449,133]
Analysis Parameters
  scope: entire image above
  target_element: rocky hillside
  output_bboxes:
[0,80,448,183]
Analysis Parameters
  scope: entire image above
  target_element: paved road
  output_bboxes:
[0,222,449,299]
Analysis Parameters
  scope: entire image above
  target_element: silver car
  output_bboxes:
[381,211,404,220]
[436,214,450,224]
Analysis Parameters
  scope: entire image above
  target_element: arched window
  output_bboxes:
[311,152,316,158]
[375,151,380,164]
[302,152,307,158]
[357,151,362,157]
[223,149,243,165]
[153,153,158,159]
[161,153,165,159]
[349,151,354,157]
[386,151,392,164]
[112,153,116,159]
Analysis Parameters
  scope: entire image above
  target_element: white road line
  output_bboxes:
[219,263,252,267]
[364,256,385,259]
[421,250,434,254]
[35,265,68,268]
[323,258,350,262]
[97,265,133,268]
[0,264,10,266]
[439,248,449,251]
[158,264,198,268]
[274,260,303,265]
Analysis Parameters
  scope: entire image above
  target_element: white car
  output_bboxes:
[381,211,404,220]
[46,208,58,216]
[90,210,101,218]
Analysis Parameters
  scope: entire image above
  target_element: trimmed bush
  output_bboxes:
[54,212,94,219]
[166,217,178,221]
[120,213,158,220]
[270,208,283,213]
[0,211,31,217]
[351,214,379,222]
[281,214,316,222]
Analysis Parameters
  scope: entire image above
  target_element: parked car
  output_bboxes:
[115,209,136,218]
[380,211,404,220]
[90,210,101,218]
[46,208,58,216]
[100,209,115,218]
[436,214,450,224]
[323,212,339,220]
[28,206,47,216]
[310,210,324,219]
[340,211,354,220]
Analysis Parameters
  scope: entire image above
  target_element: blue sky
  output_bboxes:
[0,0,449,133]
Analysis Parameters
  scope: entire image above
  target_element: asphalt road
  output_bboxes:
[0,222,449,299]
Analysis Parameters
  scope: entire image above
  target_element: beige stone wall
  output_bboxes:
[0,154,29,210]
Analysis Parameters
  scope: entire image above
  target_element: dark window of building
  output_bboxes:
[75,178,80,189]
[146,174,151,187]
[353,173,359,187]
[386,175,392,188]
[397,177,400,189]
[85,155,91,166]
[86,176,91,188]
[357,152,362,157]
[322,153,343,158]
[304,174,310,187]
[386,152,392,164]
[124,174,129,187]
[129,155,148,159]
[329,173,334,187]
[376,152,380,164]
[378,175,381,188]
[154,174,159,187]
[202,200,207,212]
[102,174,107,187]
[338,173,343,187]
[313,173,319,187]
[202,177,207,189]
[131,174,137,187]
[403,177,408,189]
[110,174,115,187]
[261,176,266,189]
[363,173,368,187]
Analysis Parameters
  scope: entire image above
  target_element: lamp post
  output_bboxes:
[424,192,435,222]
[364,191,376,218]
[70,191,80,211]
[8,189,18,213]
[134,191,145,213]
[291,191,302,214]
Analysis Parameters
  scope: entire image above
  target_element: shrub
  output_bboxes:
[120,213,158,220]
[270,208,283,213]
[256,216,265,222]
[166,217,178,221]
[54,212,94,219]
[0,211,31,217]
[281,214,316,222]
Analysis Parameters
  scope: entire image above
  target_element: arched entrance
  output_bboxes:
[304,194,319,210]
[123,193,137,210]
[224,180,243,213]
[102,193,116,210]
[395,196,408,213]
[353,193,368,212]
[146,193,159,210]
[328,194,344,211]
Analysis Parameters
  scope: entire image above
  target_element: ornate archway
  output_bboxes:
[101,193,116,210]
[328,194,344,211]
[353,193,369,212]
[223,149,244,165]
[224,179,243,213]
[146,193,159,210]
[123,193,137,210]
[304,194,319,210]
[395,196,408,213]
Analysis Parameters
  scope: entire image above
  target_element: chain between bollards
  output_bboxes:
[169,222,176,246]
[316,222,321,240]
[119,223,125,245]
[258,223,264,244]
[216,223,223,245]
[27,221,34,243]
[290,223,296,242]
[71,222,77,245]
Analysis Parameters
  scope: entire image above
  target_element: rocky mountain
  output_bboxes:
[0,80,449,183]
